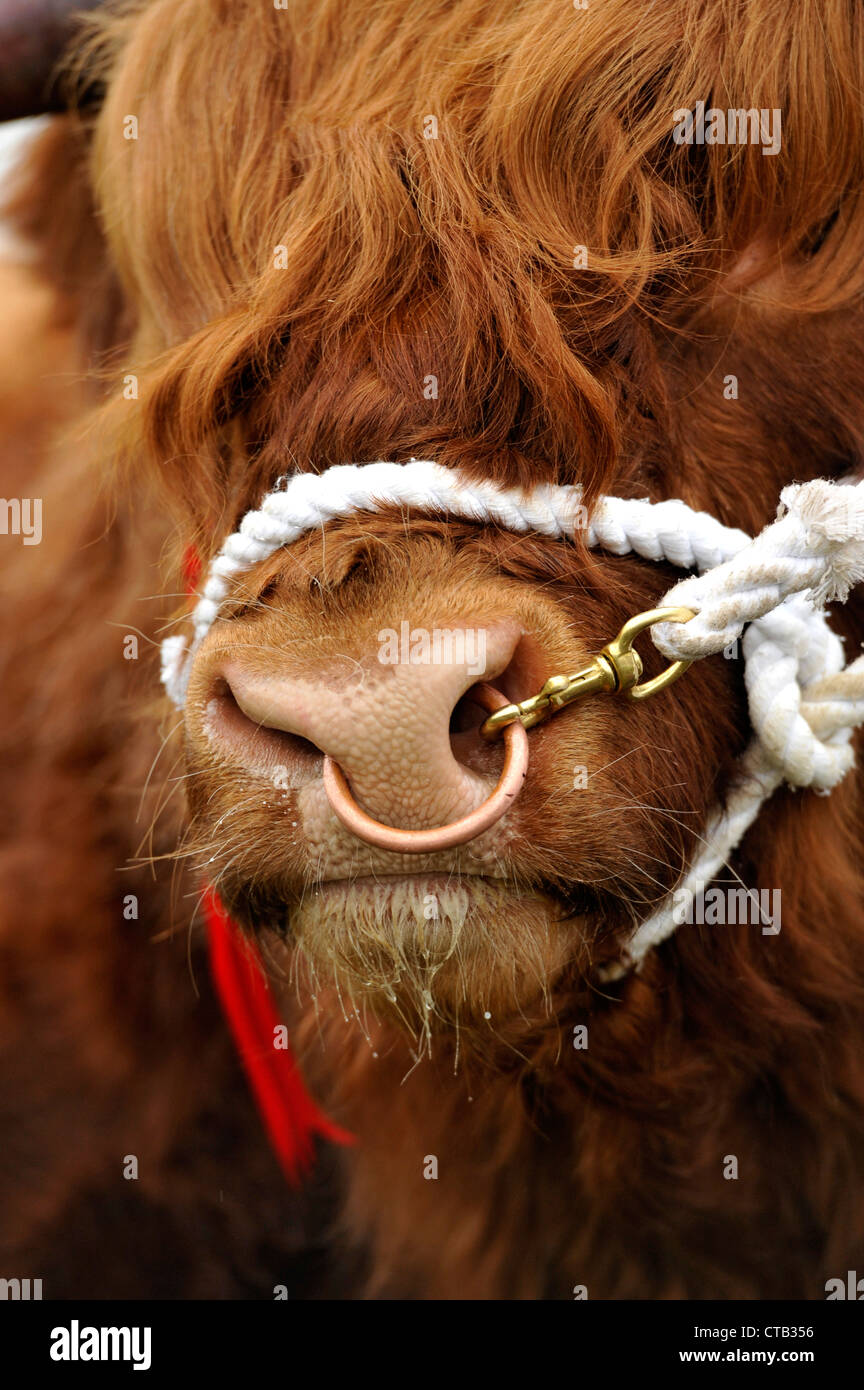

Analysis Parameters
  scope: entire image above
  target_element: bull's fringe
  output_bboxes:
[18,0,864,531]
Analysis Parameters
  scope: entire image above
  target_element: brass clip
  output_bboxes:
[479,606,695,740]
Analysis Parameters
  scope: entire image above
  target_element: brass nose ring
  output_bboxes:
[321,683,529,853]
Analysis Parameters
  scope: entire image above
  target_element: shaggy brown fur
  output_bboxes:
[1,0,863,1299]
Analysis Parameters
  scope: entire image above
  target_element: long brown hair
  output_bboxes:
[36,0,861,535]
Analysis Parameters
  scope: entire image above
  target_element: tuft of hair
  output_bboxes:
[7,0,861,535]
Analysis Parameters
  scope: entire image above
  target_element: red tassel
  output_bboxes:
[203,890,354,1184]
[182,544,202,593]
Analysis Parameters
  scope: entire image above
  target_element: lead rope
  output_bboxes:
[165,463,864,981]
[604,480,864,976]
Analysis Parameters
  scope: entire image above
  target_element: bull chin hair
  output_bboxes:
[218,875,589,1050]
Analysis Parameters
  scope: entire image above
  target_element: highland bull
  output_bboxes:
[1,0,863,1301]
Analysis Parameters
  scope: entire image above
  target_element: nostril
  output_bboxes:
[447,635,546,738]
[449,689,486,735]
[447,686,497,770]
[495,633,551,707]
[447,632,545,760]
[206,676,322,777]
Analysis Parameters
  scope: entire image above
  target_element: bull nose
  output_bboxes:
[208,619,526,835]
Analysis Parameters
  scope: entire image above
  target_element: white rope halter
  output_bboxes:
[162,461,864,977]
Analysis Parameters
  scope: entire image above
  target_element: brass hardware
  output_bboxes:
[479,606,695,740]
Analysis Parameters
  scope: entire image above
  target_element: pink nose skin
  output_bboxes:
[322,682,528,852]
[218,620,528,850]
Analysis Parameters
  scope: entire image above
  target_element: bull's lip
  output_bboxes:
[303,872,565,909]
[310,871,510,890]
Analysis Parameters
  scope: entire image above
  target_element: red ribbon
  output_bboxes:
[181,543,202,593]
[204,888,354,1183]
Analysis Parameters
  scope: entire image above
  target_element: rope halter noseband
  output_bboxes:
[163,461,864,978]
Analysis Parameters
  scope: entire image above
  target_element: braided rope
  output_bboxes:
[161,461,864,976]
[603,656,864,979]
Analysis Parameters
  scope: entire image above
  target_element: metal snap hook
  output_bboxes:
[480,605,696,738]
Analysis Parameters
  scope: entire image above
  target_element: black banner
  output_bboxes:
[0,1299,859,1375]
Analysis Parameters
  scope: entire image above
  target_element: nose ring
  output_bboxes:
[321,683,529,853]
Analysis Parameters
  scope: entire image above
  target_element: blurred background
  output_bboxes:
[0,116,48,256]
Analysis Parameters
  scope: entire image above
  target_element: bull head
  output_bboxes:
[0,0,106,121]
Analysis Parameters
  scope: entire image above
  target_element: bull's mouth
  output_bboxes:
[235,867,581,930]
[287,868,571,935]
[296,870,566,946]
[309,870,511,895]
[261,869,589,1036]
[192,762,603,1033]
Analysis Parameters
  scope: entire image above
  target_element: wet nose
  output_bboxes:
[211,619,525,837]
